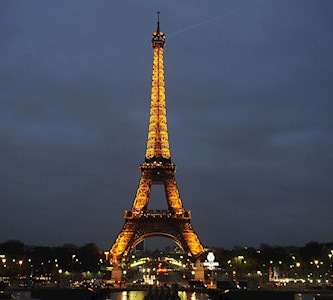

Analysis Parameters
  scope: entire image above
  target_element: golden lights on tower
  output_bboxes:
[108,13,205,265]
[145,14,170,161]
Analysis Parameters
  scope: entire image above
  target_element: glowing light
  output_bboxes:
[145,45,170,160]
[207,252,215,262]
[122,291,127,300]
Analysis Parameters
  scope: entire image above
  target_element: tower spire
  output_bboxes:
[157,11,160,33]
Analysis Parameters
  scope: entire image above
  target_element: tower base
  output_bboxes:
[111,267,122,284]
[194,260,205,282]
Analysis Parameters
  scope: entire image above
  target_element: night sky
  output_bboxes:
[1,1,333,251]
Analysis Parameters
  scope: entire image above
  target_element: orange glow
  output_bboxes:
[145,45,170,160]
[108,18,205,266]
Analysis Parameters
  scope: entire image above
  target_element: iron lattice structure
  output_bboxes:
[109,14,205,265]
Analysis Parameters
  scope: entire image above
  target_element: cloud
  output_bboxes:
[1,0,333,249]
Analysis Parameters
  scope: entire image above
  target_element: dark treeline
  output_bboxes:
[210,241,333,280]
[213,241,333,264]
[1,240,332,273]
[0,240,103,275]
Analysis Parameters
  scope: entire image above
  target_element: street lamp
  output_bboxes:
[329,253,333,282]
[312,260,320,282]
[18,260,23,276]
[104,252,109,262]
[1,258,6,271]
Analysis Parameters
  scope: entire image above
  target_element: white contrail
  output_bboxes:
[167,0,266,38]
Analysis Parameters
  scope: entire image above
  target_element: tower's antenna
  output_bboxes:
[157,11,160,32]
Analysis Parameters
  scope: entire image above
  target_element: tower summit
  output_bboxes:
[151,11,165,48]
[109,13,204,265]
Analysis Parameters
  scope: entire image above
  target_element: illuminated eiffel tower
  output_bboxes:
[109,13,205,265]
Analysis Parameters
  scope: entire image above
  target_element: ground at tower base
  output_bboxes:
[1,240,333,299]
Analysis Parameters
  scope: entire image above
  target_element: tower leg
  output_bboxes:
[111,266,123,286]
[194,259,205,282]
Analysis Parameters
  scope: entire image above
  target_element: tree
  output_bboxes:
[0,240,25,256]
[299,242,323,263]
[78,243,101,272]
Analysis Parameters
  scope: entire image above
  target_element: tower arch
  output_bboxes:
[129,233,186,255]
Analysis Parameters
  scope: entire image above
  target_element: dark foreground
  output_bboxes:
[1,288,333,300]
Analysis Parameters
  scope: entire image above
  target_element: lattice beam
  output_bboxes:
[145,29,170,160]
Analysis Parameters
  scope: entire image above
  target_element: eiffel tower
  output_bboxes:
[109,13,205,265]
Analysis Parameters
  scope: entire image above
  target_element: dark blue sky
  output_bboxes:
[1,0,332,250]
